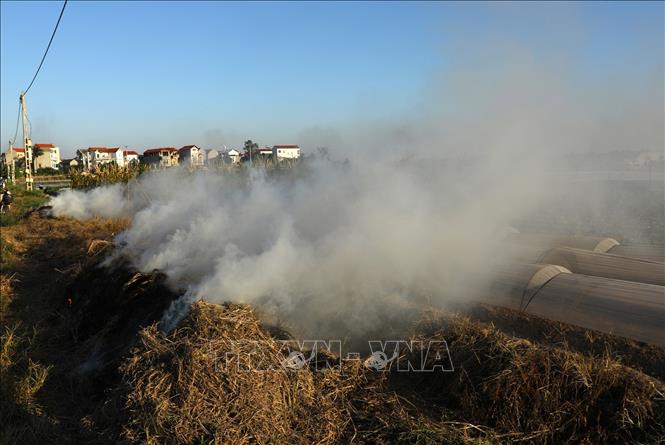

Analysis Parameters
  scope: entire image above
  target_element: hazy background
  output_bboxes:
[1,1,663,158]
[12,1,665,337]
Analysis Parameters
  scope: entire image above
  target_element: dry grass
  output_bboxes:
[108,301,345,445]
[2,207,664,444]
[100,301,496,445]
[402,312,665,444]
[0,325,54,444]
[463,303,665,381]
[0,210,129,444]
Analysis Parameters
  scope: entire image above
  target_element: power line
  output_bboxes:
[24,0,68,95]
[10,102,21,145]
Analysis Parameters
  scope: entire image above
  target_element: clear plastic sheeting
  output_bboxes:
[540,247,665,286]
[489,262,665,347]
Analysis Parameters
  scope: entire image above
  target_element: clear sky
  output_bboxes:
[1,1,663,158]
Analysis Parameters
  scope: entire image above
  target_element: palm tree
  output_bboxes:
[31,146,44,172]
[243,140,259,164]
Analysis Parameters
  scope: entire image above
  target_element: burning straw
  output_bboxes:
[114,301,346,445]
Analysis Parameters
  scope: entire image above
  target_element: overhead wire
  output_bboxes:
[9,102,21,145]
[23,0,68,95]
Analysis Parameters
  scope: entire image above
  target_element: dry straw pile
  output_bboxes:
[115,302,346,445]
[405,313,665,444]
[105,302,483,445]
[96,298,665,445]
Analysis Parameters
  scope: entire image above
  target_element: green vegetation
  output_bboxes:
[0,184,48,227]
[69,163,150,189]
[30,147,45,172]
[34,168,61,176]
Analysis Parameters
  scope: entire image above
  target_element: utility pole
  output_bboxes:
[20,93,34,191]
[7,141,16,183]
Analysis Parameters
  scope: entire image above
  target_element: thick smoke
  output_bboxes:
[49,6,663,336]
[50,156,548,336]
[51,184,131,219]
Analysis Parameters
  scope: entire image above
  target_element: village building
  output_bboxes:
[123,150,140,164]
[204,148,220,166]
[258,147,274,157]
[178,145,204,167]
[225,148,241,164]
[272,144,301,159]
[142,148,179,168]
[33,143,61,170]
[77,147,124,170]
[1,147,26,167]
[60,158,79,171]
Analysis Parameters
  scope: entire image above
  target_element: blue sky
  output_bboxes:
[1,1,663,157]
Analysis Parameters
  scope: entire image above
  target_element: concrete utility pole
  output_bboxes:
[7,141,16,183]
[20,93,34,191]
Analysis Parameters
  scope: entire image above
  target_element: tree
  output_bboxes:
[243,140,259,163]
[31,146,44,171]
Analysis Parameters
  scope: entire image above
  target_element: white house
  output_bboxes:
[178,145,204,167]
[258,147,273,157]
[123,150,140,164]
[226,148,241,164]
[33,143,61,170]
[60,158,79,171]
[272,144,301,159]
[77,147,124,170]
[142,148,179,168]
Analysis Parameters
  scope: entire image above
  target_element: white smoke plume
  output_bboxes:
[50,184,131,220]
[50,153,551,337]
[48,8,663,336]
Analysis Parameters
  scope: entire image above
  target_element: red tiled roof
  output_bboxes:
[273,145,299,149]
[179,145,199,152]
[35,143,56,148]
[123,150,139,156]
[89,147,121,153]
[13,148,26,152]
[144,148,178,155]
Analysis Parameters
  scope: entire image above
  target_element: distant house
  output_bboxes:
[272,144,301,160]
[142,148,179,168]
[226,148,241,164]
[60,158,79,171]
[1,147,26,167]
[258,147,274,157]
[178,145,204,167]
[204,148,219,165]
[78,147,124,170]
[33,143,61,170]
[123,150,140,164]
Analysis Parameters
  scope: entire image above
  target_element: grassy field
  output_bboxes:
[0,183,49,227]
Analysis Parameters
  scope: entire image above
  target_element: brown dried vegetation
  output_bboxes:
[1,210,664,444]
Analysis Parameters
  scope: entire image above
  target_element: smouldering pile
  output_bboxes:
[100,299,665,444]
[115,302,346,445]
